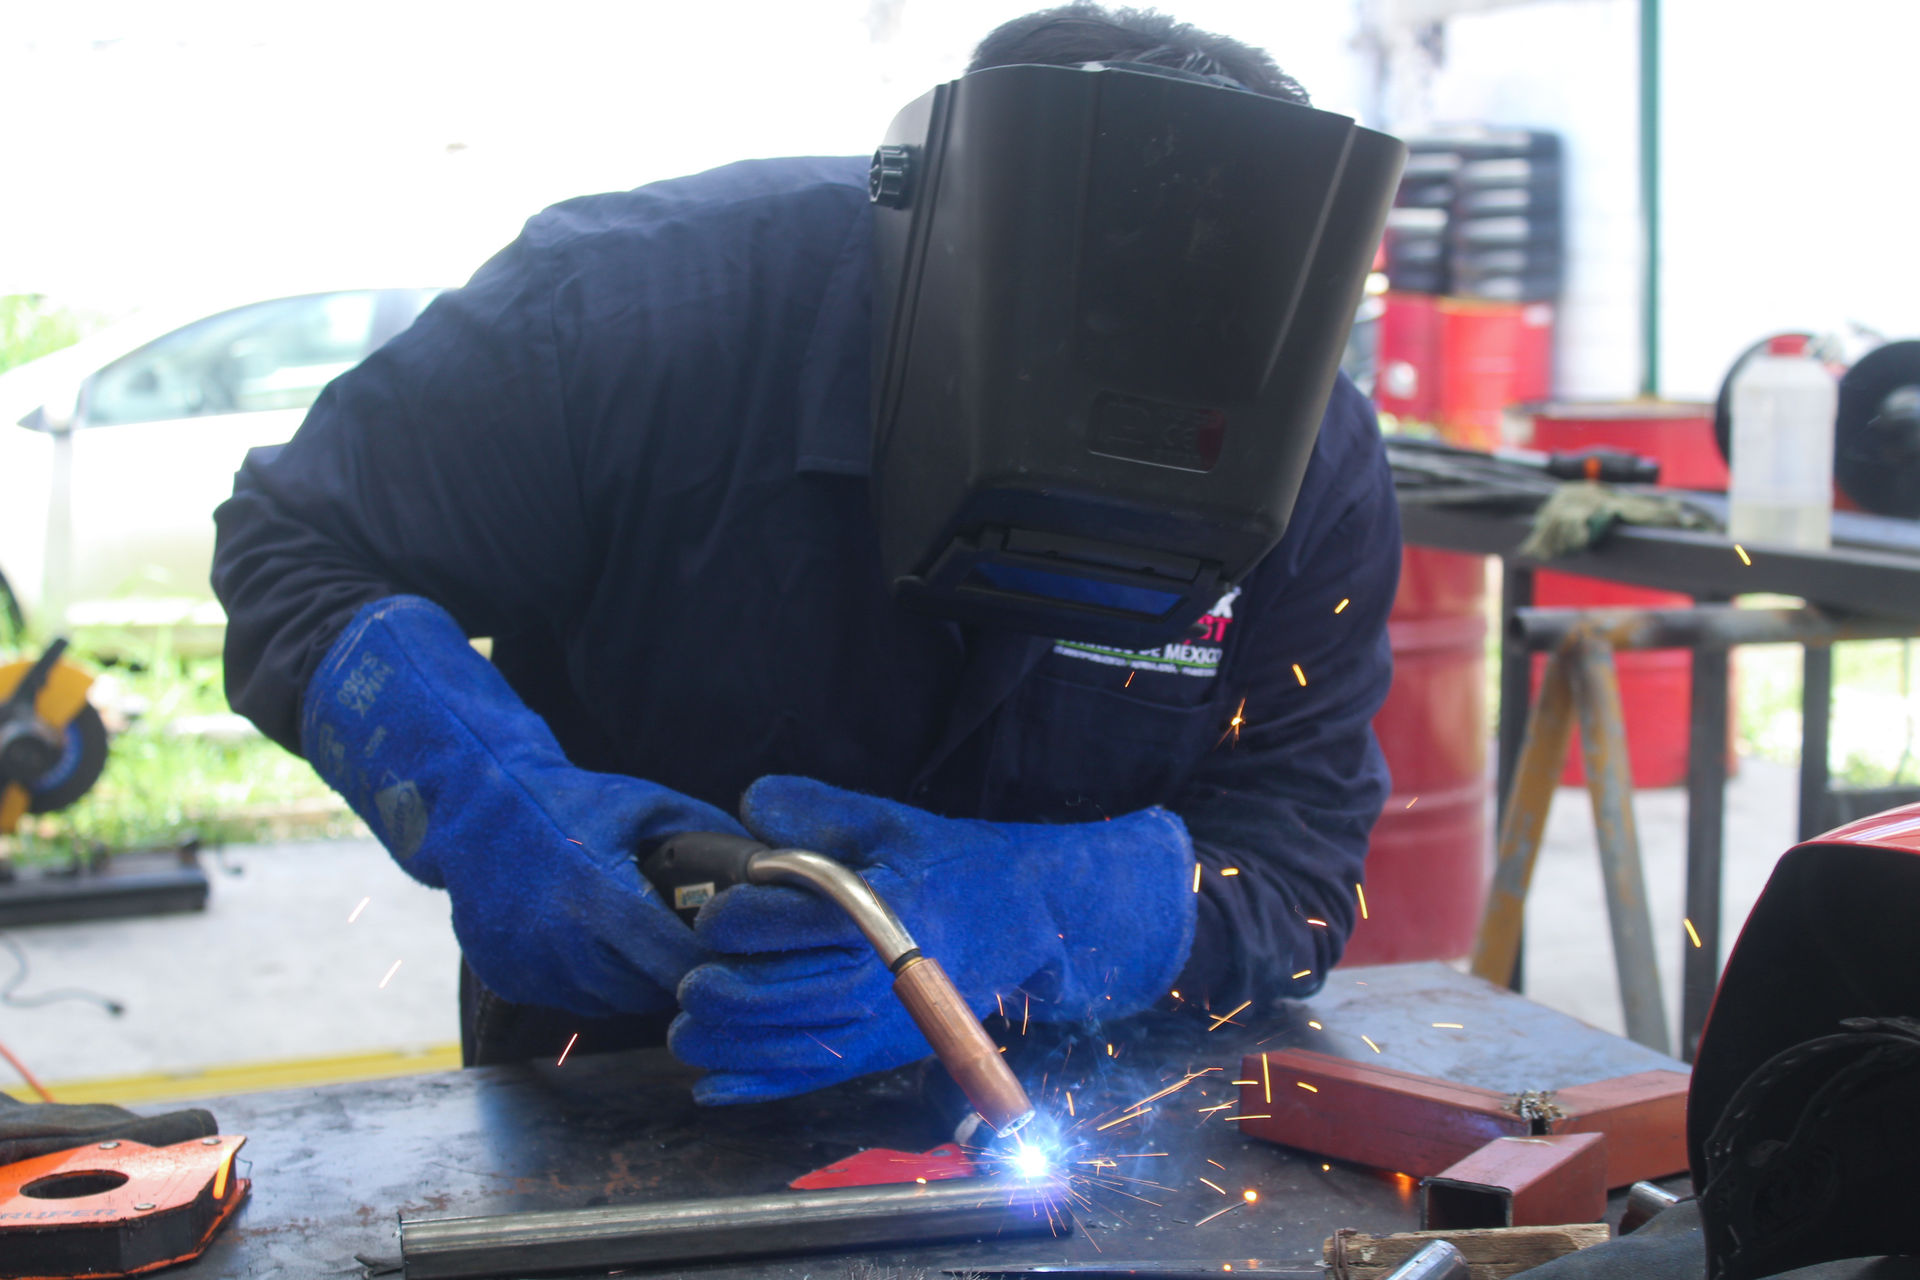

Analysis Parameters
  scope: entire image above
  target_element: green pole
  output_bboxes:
[1640,0,1661,398]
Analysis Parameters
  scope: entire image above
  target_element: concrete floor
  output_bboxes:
[0,758,1802,1088]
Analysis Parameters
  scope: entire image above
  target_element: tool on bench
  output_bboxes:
[0,639,109,836]
[0,1134,248,1280]
[643,831,1035,1137]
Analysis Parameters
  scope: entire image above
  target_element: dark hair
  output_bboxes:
[968,3,1308,105]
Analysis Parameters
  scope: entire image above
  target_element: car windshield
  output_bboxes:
[81,290,429,428]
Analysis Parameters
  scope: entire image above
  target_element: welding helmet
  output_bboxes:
[1686,804,1920,1280]
[869,61,1405,647]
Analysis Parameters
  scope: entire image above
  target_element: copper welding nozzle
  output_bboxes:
[744,851,1034,1136]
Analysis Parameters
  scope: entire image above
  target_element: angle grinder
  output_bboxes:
[642,832,1035,1138]
[0,638,109,836]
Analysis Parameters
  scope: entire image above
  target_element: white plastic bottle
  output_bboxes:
[1728,334,1838,551]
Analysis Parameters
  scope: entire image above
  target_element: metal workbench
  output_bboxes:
[1395,465,1920,1057]
[165,963,1682,1278]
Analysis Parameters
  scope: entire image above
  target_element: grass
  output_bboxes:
[2,634,356,866]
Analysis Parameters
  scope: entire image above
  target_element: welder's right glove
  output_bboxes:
[301,596,744,1018]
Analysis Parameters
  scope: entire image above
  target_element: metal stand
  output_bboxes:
[1474,604,1920,1059]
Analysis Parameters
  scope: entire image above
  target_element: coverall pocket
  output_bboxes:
[994,674,1228,822]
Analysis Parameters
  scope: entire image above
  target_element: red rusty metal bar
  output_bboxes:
[1237,1050,1531,1177]
[1420,1133,1607,1229]
[1547,1070,1689,1187]
[1238,1052,1690,1188]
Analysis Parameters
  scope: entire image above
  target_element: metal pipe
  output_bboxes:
[1619,1180,1683,1234]
[1683,630,1729,1063]
[400,1176,1068,1279]
[748,850,918,963]
[1509,605,1920,654]
[1385,1239,1470,1280]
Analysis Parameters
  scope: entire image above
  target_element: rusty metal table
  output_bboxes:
[166,963,1685,1279]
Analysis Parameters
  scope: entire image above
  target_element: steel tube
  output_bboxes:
[1385,1240,1471,1280]
[749,849,918,964]
[400,1176,1067,1279]
[1683,633,1730,1063]
[1510,605,1920,654]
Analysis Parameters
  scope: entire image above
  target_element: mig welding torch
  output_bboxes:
[642,833,1035,1137]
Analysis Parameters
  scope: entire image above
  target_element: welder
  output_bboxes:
[210,3,1407,1108]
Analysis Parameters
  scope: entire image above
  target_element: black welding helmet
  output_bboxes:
[869,61,1405,647]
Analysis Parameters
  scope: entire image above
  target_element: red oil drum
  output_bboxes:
[1436,298,1531,448]
[1344,546,1492,965]
[1512,402,1732,788]
[1376,293,1443,422]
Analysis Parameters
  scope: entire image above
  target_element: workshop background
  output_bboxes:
[2,0,1918,1111]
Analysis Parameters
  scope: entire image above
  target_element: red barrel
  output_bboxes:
[1376,293,1442,422]
[1344,546,1492,965]
[1436,299,1531,449]
[1514,402,1732,788]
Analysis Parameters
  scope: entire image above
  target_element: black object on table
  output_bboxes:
[158,963,1681,1279]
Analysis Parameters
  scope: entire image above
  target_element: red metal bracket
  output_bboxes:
[0,1134,249,1280]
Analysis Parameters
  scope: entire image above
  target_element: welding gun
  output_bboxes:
[641,832,1035,1137]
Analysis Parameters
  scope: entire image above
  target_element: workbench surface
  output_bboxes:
[168,963,1685,1278]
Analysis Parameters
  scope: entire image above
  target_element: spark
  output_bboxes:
[1066,1093,1075,1117]
[1432,1022,1464,1029]
[1242,1189,1259,1203]
[1023,993,1031,1036]
[1226,1114,1270,1121]
[557,1032,579,1067]
[1262,1052,1271,1103]
[996,992,1005,1018]
[1306,918,1328,927]
[1684,917,1703,948]
[1095,1106,1152,1132]
[1306,1020,1323,1030]
[1108,1153,1168,1158]
[1126,671,1136,688]
[1207,1159,1226,1170]
[1170,990,1180,999]
[1734,543,1752,566]
[916,1177,927,1184]
[1220,867,1240,876]
[1292,968,1312,979]
[1194,1202,1243,1228]
[346,896,370,924]
[1216,697,1250,748]
[1229,1079,1257,1085]
[1356,883,1369,920]
[1322,1163,1332,1171]
[1107,1043,1116,1057]
[1296,1082,1319,1093]
[565,838,582,845]
[1361,1035,1382,1054]
[1292,663,1307,686]
[1335,597,1350,614]
[1406,796,1419,809]
[1130,1073,1206,1108]
[1207,1000,1252,1030]
[377,959,403,989]
[805,1032,844,1059]
[1193,865,1202,893]
[1198,1177,1227,1195]
[1196,1101,1236,1115]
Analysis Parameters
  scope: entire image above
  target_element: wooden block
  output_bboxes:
[1238,1050,1531,1177]
[1422,1133,1607,1229]
[1324,1224,1612,1280]
[1547,1069,1689,1187]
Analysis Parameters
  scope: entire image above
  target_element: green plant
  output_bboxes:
[0,294,100,375]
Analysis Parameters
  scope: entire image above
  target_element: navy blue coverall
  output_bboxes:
[212,155,1401,1043]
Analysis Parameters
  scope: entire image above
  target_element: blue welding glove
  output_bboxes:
[670,775,1197,1104]
[301,596,746,1018]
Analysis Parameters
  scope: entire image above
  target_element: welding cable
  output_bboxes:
[0,1037,56,1102]
[0,935,125,1016]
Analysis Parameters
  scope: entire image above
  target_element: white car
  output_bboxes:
[0,287,442,653]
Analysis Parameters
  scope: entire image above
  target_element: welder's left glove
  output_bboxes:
[669,775,1196,1104]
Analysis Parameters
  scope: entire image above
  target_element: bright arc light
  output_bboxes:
[1012,1143,1051,1180]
